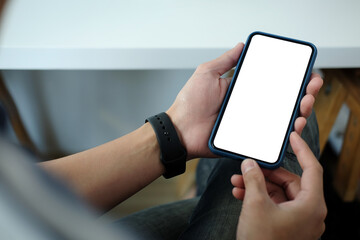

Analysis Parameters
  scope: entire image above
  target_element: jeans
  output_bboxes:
[114,111,320,239]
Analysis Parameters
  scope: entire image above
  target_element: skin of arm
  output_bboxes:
[40,43,323,212]
[41,123,164,210]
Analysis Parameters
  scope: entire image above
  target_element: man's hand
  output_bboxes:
[231,132,327,240]
[167,42,323,160]
[167,43,244,160]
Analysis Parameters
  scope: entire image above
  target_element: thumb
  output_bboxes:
[241,159,269,201]
[205,42,244,76]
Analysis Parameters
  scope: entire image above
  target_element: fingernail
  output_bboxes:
[242,159,255,173]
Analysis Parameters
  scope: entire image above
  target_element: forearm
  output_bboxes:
[40,123,164,211]
[39,43,245,211]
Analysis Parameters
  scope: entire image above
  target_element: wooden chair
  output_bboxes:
[314,69,360,202]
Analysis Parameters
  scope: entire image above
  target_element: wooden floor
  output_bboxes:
[102,159,199,220]
[102,177,180,220]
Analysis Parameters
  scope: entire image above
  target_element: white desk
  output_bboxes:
[0,0,359,69]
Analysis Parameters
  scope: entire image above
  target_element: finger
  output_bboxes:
[221,76,232,87]
[232,173,290,203]
[294,117,307,135]
[232,187,245,200]
[300,94,315,118]
[263,167,301,200]
[290,132,324,195]
[307,74,323,98]
[231,174,244,188]
[231,174,245,200]
[219,77,233,98]
[265,180,288,203]
[241,159,269,201]
[200,43,244,76]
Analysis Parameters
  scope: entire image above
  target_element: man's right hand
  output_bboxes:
[231,132,327,240]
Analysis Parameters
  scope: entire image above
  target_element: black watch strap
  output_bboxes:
[145,112,187,179]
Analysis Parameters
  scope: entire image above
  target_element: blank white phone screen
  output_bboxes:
[213,34,313,164]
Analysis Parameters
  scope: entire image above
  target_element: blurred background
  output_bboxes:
[0,0,360,239]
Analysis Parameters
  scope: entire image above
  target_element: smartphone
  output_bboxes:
[208,31,317,168]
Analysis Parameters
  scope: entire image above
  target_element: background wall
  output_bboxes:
[3,70,194,156]
[3,69,349,157]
